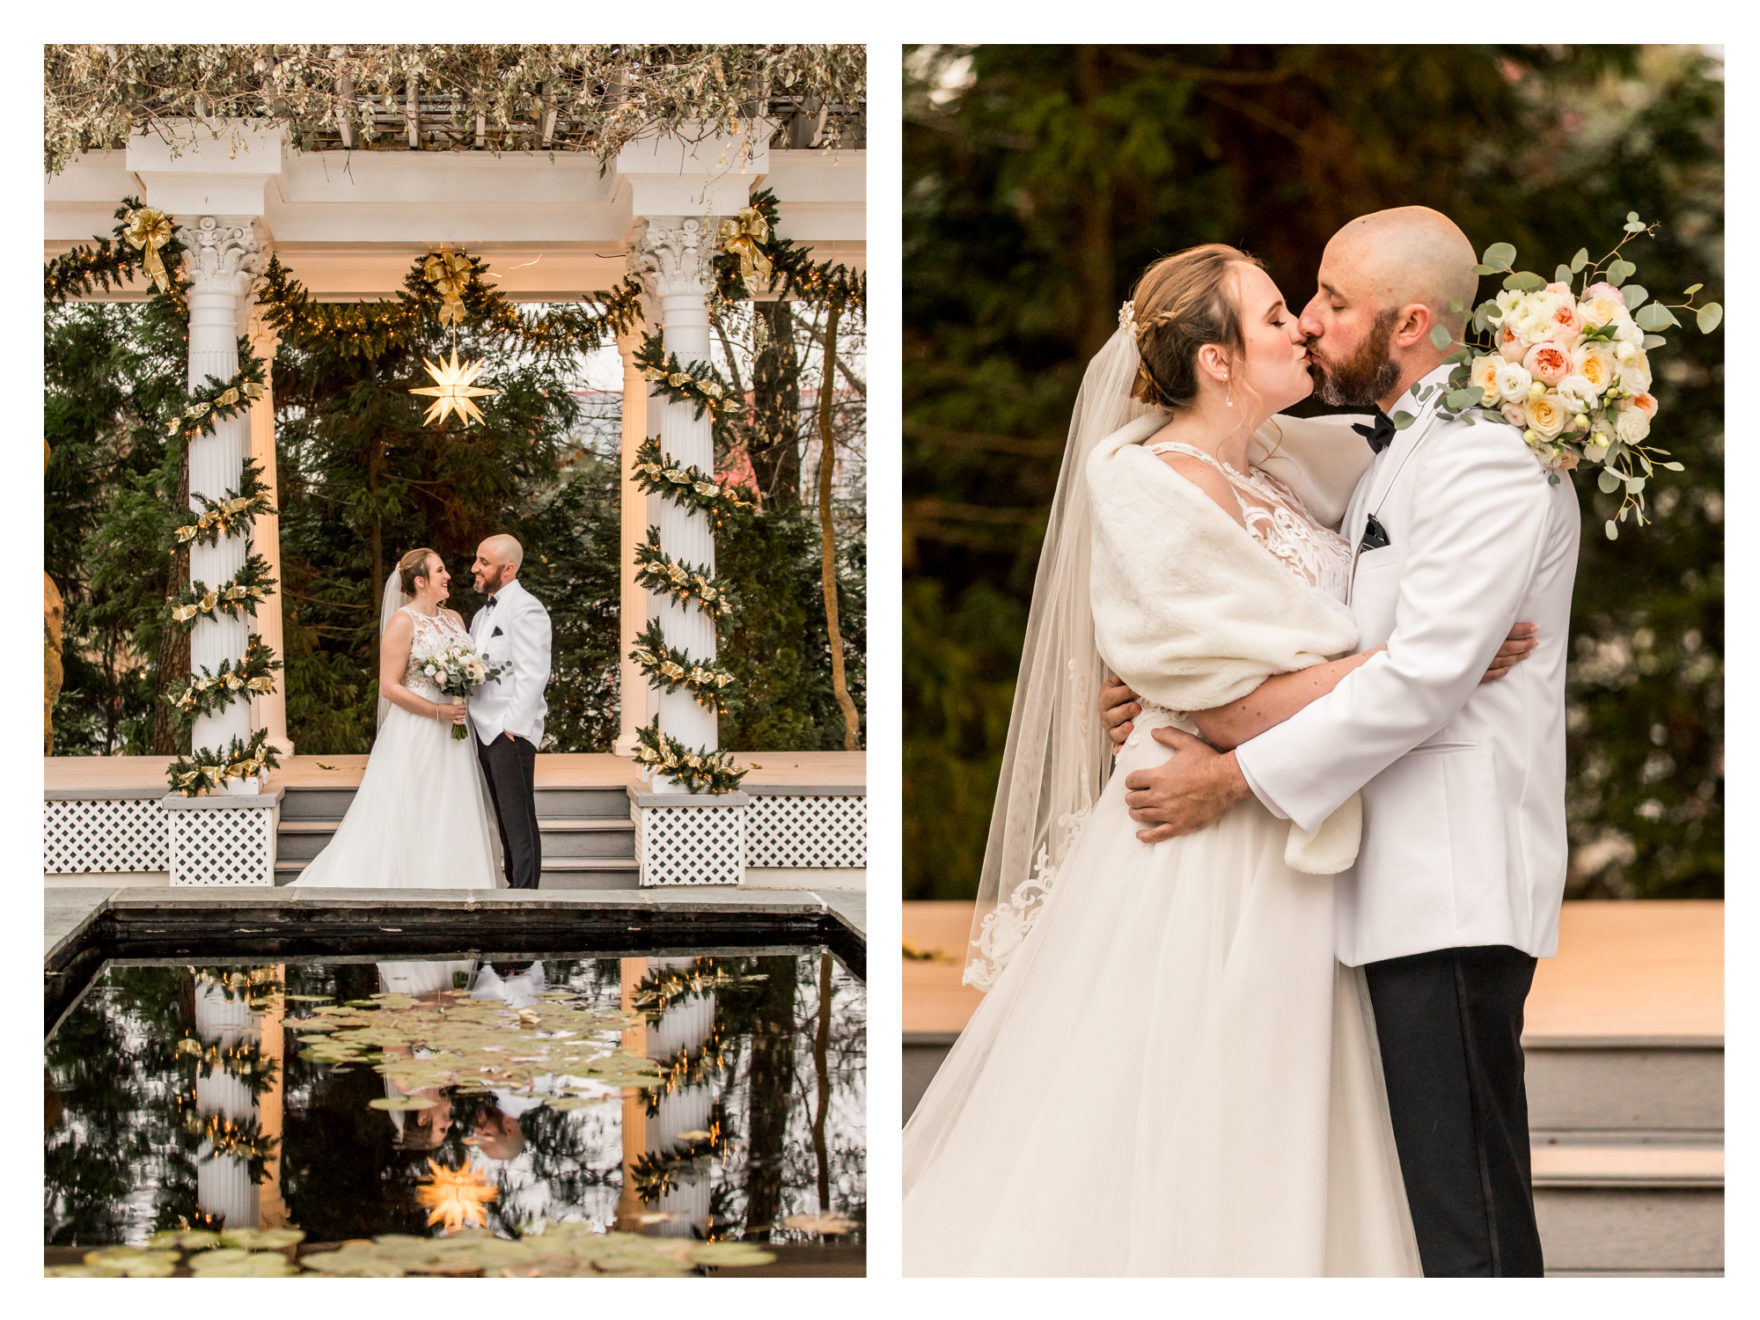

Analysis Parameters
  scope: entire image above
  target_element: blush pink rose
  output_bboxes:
[1498,323,1527,362]
[1546,281,1574,297]
[1523,342,1573,385]
[1545,300,1584,346]
[1630,391,1659,420]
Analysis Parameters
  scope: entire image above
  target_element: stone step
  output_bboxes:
[1524,1039,1722,1143]
[1533,1146,1724,1276]
[274,857,642,888]
[276,818,636,861]
[278,783,630,821]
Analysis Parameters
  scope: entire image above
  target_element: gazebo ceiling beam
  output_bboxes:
[45,131,863,299]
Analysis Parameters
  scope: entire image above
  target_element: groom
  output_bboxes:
[469,533,552,890]
[1105,207,1579,1277]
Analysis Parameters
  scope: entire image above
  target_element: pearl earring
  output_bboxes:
[1224,377,1233,408]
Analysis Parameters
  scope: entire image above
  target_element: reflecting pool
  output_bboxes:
[46,949,864,1276]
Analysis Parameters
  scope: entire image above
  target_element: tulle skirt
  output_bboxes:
[291,703,499,890]
[902,714,1420,1276]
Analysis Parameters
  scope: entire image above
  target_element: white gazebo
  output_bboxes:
[43,116,865,891]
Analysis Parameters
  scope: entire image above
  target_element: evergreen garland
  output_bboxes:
[628,619,737,712]
[165,360,267,442]
[174,460,277,547]
[632,528,731,622]
[631,717,746,795]
[44,197,186,304]
[634,336,737,419]
[167,728,283,797]
[168,554,278,630]
[630,436,755,526]
[167,635,282,721]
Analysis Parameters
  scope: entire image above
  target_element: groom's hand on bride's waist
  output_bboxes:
[1123,727,1251,843]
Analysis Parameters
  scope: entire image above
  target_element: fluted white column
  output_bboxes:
[246,306,291,756]
[614,326,651,757]
[633,218,720,787]
[193,980,262,1231]
[178,215,265,791]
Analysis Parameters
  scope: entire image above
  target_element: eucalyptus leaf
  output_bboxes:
[1635,302,1676,331]
[1554,264,1573,285]
[1606,259,1635,287]
[1643,334,1667,350]
[1570,247,1589,272]
[1605,520,1618,541]
[1696,302,1722,334]
[1473,264,1497,277]
[1620,284,1648,311]
[1391,410,1416,430]
[1429,324,1452,350]
[1482,242,1517,269]
[1445,389,1480,412]
[1683,283,1702,296]
[1658,461,1684,471]
[1504,271,1546,293]
[1623,220,1648,233]
[1626,476,1646,493]
[1597,470,1621,495]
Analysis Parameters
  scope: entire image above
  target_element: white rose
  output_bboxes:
[1493,289,1524,319]
[1614,406,1651,444]
[1619,353,1653,394]
[1615,320,1644,346]
[1470,355,1503,404]
[1555,373,1599,415]
[1614,340,1638,363]
[1525,392,1568,440]
[1500,401,1529,428]
[1494,362,1533,402]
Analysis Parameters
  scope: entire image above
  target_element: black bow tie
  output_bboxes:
[1351,411,1397,454]
[483,595,498,610]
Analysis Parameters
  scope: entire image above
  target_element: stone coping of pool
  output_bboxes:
[46,885,865,988]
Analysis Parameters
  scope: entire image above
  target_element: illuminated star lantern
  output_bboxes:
[410,348,498,427]
[416,1158,499,1233]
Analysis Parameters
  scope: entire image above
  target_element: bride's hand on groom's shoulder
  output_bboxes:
[1100,674,1140,755]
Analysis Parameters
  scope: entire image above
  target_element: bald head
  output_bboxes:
[471,534,524,597]
[1327,206,1479,338]
[479,534,523,571]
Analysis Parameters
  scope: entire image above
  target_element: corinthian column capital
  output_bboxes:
[631,216,718,302]
[177,215,266,297]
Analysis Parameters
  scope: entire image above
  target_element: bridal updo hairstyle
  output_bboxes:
[397,547,439,596]
[1129,243,1266,411]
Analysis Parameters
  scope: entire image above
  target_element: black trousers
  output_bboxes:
[1363,944,1544,1277]
[477,733,541,890]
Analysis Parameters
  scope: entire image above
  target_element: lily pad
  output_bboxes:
[79,1246,179,1277]
[219,1227,306,1251]
[370,1095,439,1111]
[188,1248,299,1277]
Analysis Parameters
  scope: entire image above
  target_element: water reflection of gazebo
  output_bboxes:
[44,100,866,890]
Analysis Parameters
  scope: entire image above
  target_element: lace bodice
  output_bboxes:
[400,606,470,699]
[1145,440,1353,602]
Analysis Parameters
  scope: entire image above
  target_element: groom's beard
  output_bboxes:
[1309,311,1401,407]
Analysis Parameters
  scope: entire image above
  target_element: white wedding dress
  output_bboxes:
[292,605,499,890]
[902,440,1422,1277]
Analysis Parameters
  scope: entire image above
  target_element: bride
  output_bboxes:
[902,245,1529,1275]
[292,547,498,890]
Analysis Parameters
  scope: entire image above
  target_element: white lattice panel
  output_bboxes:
[44,798,169,873]
[636,805,745,887]
[168,803,277,886]
[745,795,866,868]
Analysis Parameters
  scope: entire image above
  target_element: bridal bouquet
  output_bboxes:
[419,639,507,740]
[1415,215,1721,540]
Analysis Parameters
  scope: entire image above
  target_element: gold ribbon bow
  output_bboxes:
[717,207,773,293]
[424,250,474,327]
[123,207,173,293]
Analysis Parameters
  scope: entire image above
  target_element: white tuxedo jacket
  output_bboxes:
[1235,365,1580,966]
[468,577,552,747]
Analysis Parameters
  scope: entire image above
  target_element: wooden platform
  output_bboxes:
[903,900,1724,1041]
[44,751,866,793]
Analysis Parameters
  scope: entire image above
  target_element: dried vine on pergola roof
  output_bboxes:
[44,43,866,175]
